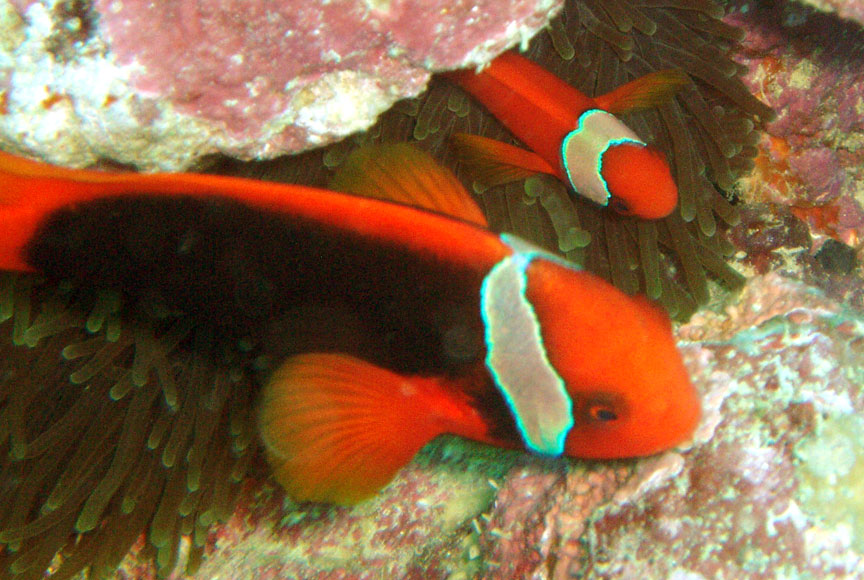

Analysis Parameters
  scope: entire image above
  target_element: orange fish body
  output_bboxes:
[445,51,688,219]
[0,145,699,505]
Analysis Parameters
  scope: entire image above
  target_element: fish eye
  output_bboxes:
[577,393,626,424]
[610,197,631,215]
[588,405,619,422]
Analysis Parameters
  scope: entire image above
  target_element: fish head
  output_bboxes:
[522,256,700,458]
[600,142,678,219]
[561,110,678,219]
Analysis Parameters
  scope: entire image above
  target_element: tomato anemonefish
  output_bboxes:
[0,144,700,505]
[444,51,690,219]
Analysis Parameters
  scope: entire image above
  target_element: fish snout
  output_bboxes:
[601,143,678,219]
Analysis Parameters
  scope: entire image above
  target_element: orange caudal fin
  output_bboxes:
[450,133,558,189]
[330,143,488,227]
[257,353,488,505]
[595,69,691,115]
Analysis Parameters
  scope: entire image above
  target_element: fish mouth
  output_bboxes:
[563,388,702,460]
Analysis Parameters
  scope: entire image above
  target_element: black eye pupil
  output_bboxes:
[592,407,618,422]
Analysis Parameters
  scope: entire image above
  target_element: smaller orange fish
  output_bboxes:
[445,51,689,219]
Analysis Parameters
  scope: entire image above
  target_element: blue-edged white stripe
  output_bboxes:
[479,234,576,456]
[560,109,645,207]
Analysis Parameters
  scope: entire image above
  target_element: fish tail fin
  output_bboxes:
[258,353,488,505]
[451,133,558,189]
[596,69,690,115]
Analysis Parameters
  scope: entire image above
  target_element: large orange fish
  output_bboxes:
[445,51,689,219]
[0,145,699,505]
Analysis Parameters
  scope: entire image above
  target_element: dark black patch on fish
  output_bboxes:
[25,194,487,378]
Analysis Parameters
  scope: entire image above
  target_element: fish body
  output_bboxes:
[0,145,699,504]
[445,51,688,219]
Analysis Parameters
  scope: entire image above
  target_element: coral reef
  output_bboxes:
[729,0,864,309]
[0,0,559,170]
[124,274,864,579]
[2,0,864,578]
[580,274,864,578]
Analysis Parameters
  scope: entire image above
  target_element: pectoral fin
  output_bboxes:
[258,353,485,505]
[451,133,558,188]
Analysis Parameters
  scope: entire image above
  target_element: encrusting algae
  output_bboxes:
[0,1,772,578]
[795,413,864,553]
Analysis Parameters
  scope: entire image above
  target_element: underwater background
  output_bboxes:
[2,0,864,578]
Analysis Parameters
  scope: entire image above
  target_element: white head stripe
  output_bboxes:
[480,235,574,456]
[561,109,645,206]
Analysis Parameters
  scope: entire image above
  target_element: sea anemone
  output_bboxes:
[351,0,773,319]
[0,273,257,579]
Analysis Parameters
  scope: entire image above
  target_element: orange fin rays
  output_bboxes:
[330,143,488,227]
[595,69,691,115]
[450,133,558,189]
[257,353,487,505]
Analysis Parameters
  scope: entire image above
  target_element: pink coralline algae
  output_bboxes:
[0,0,560,170]
[721,0,864,314]
[728,1,864,256]
[793,0,864,27]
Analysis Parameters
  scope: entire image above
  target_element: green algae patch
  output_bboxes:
[794,413,864,552]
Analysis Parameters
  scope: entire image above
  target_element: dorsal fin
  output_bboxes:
[330,143,488,227]
[595,69,690,115]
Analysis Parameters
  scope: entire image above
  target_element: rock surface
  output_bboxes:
[793,0,864,27]
[729,0,864,309]
[0,0,559,170]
